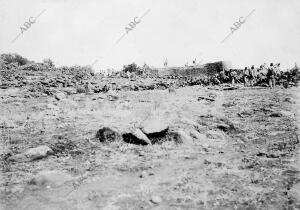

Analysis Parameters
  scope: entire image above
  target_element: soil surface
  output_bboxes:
[1,85,299,210]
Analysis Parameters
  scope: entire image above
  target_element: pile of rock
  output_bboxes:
[96,117,192,145]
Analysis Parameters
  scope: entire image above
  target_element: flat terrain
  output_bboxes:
[1,85,299,210]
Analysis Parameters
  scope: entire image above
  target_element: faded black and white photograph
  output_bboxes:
[0,0,300,209]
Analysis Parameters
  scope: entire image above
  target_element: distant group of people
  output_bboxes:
[217,63,299,88]
[242,63,280,88]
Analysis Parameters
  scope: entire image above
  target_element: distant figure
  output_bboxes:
[84,81,90,93]
[103,84,109,92]
[275,63,281,75]
[259,64,268,82]
[275,63,282,84]
[164,58,168,68]
[168,82,176,93]
[218,70,227,83]
[256,65,263,83]
[267,63,276,88]
[142,62,148,75]
[63,79,68,88]
[249,65,256,86]
[229,69,237,85]
[192,58,196,65]
[210,75,220,85]
[243,67,250,87]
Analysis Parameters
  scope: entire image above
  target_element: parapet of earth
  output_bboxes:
[153,61,233,77]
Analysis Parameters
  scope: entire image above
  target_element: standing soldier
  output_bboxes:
[84,81,90,93]
[142,62,147,76]
[229,69,237,85]
[275,63,281,84]
[218,70,227,84]
[164,58,168,68]
[275,63,281,74]
[243,67,250,87]
[267,63,276,88]
[103,84,109,92]
[259,63,268,84]
[256,65,263,84]
[249,65,256,86]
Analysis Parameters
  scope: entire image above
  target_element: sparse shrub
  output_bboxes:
[43,58,55,68]
[76,86,86,93]
[57,65,94,80]
[122,62,143,75]
[0,53,29,66]
[123,63,138,73]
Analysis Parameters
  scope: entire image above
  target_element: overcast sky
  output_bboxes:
[0,0,299,71]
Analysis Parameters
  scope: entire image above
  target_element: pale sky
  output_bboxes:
[0,0,299,72]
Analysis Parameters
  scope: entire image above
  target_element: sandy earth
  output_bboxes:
[0,85,299,210]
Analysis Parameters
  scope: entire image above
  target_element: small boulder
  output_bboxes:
[46,103,59,110]
[123,128,152,145]
[97,93,107,99]
[139,171,148,178]
[269,112,282,117]
[280,110,295,118]
[64,87,77,95]
[150,195,162,204]
[167,130,193,144]
[29,170,74,188]
[141,118,169,136]
[189,129,206,141]
[284,97,292,103]
[96,127,122,143]
[206,130,225,140]
[216,122,235,133]
[106,90,118,101]
[176,130,193,144]
[55,92,66,101]
[8,145,53,162]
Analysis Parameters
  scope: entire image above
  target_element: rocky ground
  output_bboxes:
[0,83,299,210]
